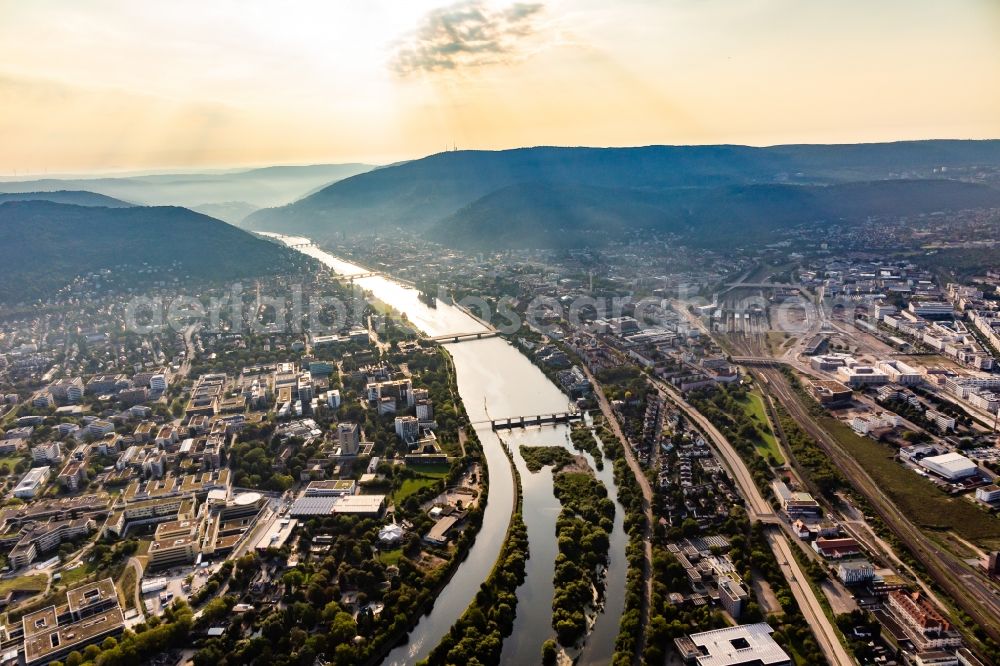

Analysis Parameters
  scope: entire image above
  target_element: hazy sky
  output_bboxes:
[1,0,998,174]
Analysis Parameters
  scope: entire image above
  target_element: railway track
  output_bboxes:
[727,326,1000,647]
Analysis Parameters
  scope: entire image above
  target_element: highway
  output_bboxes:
[767,530,855,666]
[648,375,854,666]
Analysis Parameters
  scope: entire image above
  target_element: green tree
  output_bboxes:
[541,639,558,665]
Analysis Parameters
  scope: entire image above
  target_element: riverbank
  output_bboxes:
[420,434,527,665]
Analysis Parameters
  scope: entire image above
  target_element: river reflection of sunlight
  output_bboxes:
[275,234,624,666]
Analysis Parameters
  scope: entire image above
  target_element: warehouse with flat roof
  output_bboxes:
[919,451,978,481]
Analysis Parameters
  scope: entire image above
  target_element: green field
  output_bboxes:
[0,455,26,475]
[0,573,47,596]
[395,477,440,503]
[118,565,137,610]
[738,391,785,464]
[58,560,100,586]
[822,415,1000,548]
[378,548,404,566]
[393,465,450,505]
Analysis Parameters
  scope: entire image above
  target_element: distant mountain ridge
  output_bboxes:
[0,163,375,215]
[241,140,1000,248]
[0,190,133,207]
[431,179,1000,249]
[0,201,307,303]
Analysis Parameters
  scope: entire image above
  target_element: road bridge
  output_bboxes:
[428,330,500,343]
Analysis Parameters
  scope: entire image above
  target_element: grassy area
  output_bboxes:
[135,539,152,569]
[821,415,1000,548]
[0,455,26,475]
[392,465,451,504]
[738,391,785,465]
[58,560,101,586]
[0,573,47,596]
[118,565,137,610]
[410,463,451,478]
[766,332,789,356]
[394,477,441,504]
[378,548,404,566]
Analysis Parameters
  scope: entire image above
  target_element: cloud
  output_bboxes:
[392,1,544,76]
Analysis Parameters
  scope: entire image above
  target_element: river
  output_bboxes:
[267,234,626,665]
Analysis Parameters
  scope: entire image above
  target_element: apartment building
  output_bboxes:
[30,442,62,465]
[149,373,168,392]
[924,409,957,433]
[86,420,115,438]
[57,461,87,491]
[366,378,414,408]
[394,416,420,442]
[48,377,84,404]
[968,391,1000,414]
[887,591,962,650]
[85,374,128,395]
[851,412,901,436]
[337,422,360,455]
[875,359,922,386]
[8,517,94,568]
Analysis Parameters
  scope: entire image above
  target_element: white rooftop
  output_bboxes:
[689,623,791,666]
[920,451,977,474]
[289,494,385,516]
[378,524,404,543]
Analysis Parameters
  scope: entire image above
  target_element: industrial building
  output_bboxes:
[811,380,853,406]
[289,494,385,517]
[918,452,978,481]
